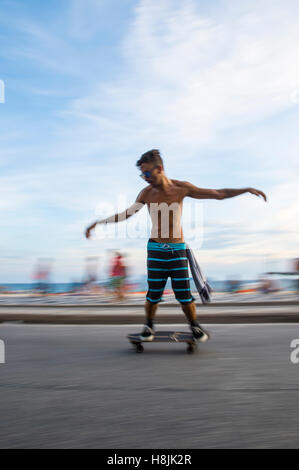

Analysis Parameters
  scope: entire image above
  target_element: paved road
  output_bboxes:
[1,323,299,448]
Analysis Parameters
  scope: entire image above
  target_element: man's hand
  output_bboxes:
[247,188,267,202]
[85,222,97,239]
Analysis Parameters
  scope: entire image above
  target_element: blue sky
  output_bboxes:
[0,0,298,283]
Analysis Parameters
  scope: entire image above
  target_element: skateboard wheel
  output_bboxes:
[187,345,195,354]
[136,344,144,353]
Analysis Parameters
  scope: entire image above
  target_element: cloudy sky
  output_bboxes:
[0,0,298,283]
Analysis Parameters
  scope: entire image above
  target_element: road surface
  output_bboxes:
[0,323,299,448]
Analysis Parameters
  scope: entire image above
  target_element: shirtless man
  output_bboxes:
[85,149,267,342]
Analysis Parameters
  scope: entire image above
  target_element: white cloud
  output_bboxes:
[118,0,299,145]
[52,0,299,163]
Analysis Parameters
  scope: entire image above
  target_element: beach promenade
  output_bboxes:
[0,291,298,324]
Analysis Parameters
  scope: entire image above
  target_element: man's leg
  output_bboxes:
[140,301,159,340]
[169,247,210,342]
[180,301,209,341]
[145,299,159,323]
[140,240,168,340]
[180,300,197,323]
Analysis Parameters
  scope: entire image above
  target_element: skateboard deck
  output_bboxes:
[127,331,197,354]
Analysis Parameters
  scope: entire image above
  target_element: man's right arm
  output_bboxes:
[85,188,147,239]
[104,187,146,222]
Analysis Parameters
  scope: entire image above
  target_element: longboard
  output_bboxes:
[127,331,197,354]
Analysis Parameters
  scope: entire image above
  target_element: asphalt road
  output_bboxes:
[1,323,299,449]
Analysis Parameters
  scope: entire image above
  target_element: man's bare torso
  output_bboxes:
[141,179,187,243]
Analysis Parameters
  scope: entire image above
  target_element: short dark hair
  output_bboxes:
[136,149,164,169]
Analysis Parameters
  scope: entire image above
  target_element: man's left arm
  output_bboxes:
[218,187,267,201]
[183,182,267,202]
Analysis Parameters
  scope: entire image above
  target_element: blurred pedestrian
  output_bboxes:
[82,256,99,293]
[294,258,299,293]
[109,252,127,301]
[32,258,52,295]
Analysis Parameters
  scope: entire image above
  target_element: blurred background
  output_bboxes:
[0,252,298,304]
[0,0,298,303]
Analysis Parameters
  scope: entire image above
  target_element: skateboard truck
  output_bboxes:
[127,331,198,354]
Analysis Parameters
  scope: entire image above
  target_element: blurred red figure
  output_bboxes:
[109,252,127,300]
[32,258,52,295]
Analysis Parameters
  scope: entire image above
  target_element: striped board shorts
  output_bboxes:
[146,239,196,304]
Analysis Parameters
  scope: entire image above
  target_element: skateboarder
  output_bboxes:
[85,149,267,342]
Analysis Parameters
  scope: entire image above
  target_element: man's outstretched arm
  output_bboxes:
[85,188,146,239]
[183,182,267,202]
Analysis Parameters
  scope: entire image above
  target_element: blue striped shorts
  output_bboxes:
[146,239,195,304]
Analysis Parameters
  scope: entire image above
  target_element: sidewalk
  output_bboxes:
[1,290,297,307]
[0,303,298,324]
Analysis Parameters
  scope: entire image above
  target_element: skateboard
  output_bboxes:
[127,331,198,354]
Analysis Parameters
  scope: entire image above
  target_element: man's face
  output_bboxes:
[140,163,161,186]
